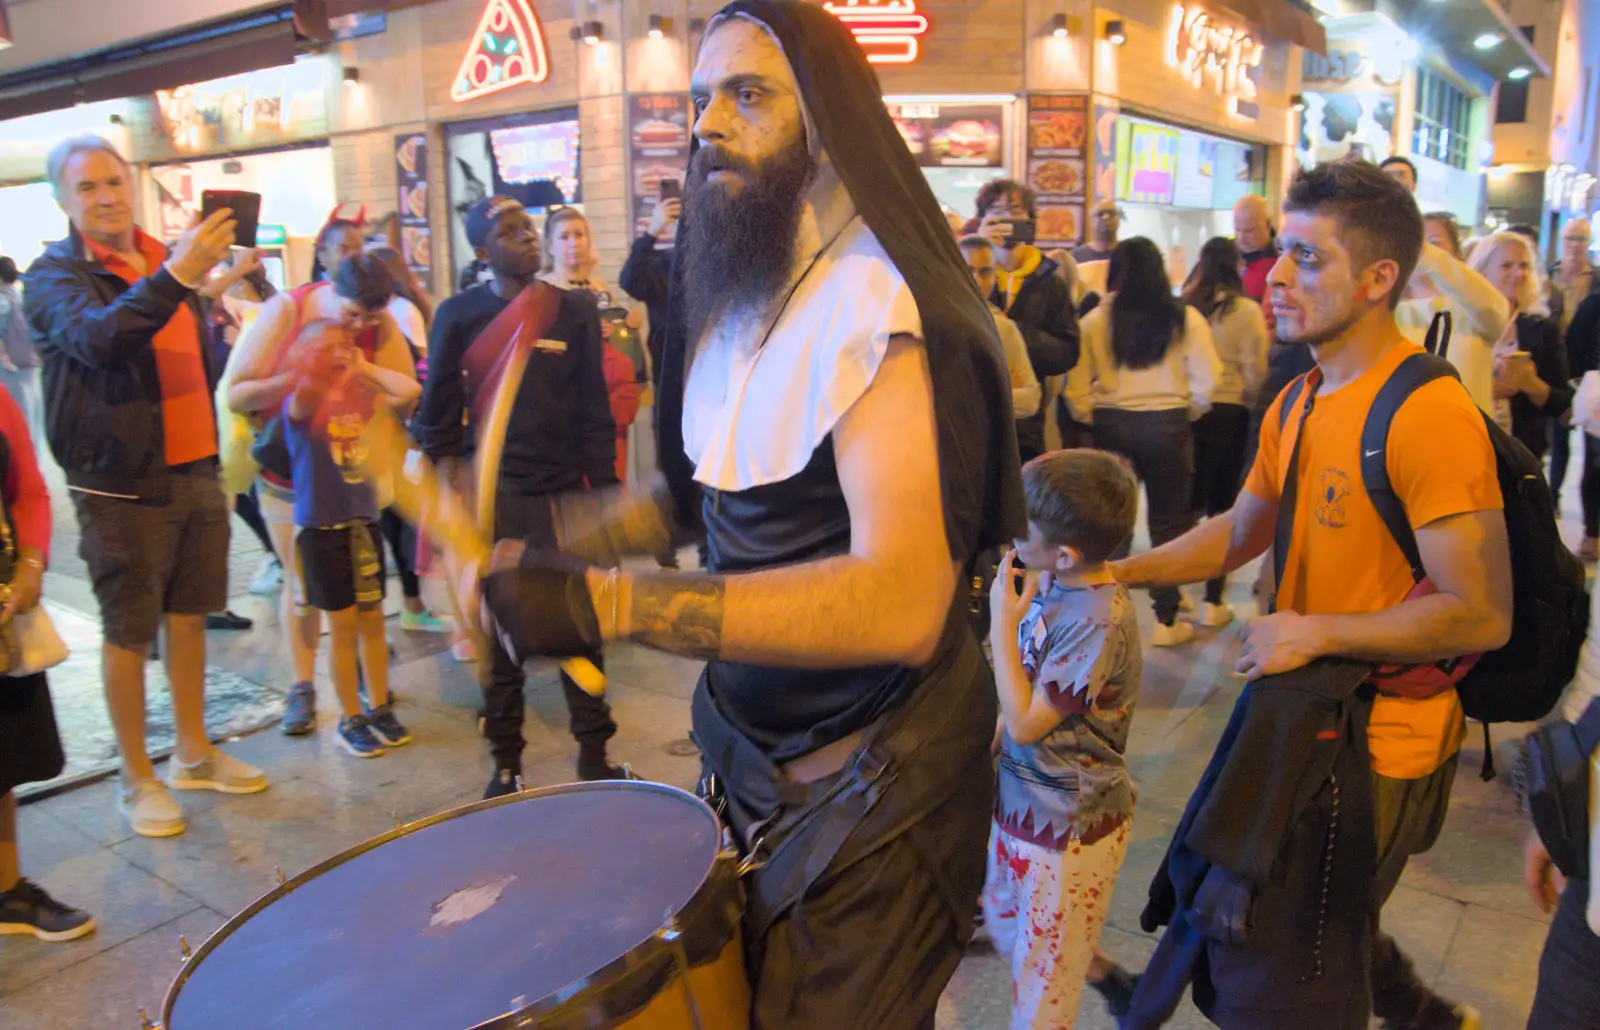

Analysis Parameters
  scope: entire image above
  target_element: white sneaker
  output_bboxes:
[166,749,268,795]
[1151,621,1196,647]
[249,556,283,595]
[1199,602,1235,628]
[451,638,478,663]
[119,780,186,838]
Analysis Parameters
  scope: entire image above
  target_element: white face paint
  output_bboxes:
[690,17,807,194]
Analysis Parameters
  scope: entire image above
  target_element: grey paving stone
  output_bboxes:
[0,906,225,1030]
[1434,903,1550,1027]
[0,807,201,999]
[108,777,398,916]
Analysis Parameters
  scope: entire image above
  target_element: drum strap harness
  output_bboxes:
[692,629,987,943]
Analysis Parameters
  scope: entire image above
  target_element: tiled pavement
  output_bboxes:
[0,448,1580,1028]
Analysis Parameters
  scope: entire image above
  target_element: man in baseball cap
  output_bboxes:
[414,196,623,795]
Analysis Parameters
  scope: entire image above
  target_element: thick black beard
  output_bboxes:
[678,138,816,350]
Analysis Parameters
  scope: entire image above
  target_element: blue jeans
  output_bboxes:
[1528,876,1600,1029]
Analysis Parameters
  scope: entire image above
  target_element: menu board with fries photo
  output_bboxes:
[1025,94,1088,248]
[394,133,431,283]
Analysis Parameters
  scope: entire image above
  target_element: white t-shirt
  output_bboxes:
[386,295,426,355]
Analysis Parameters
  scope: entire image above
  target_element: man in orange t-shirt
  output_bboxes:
[1118,161,1511,1030]
[24,136,267,841]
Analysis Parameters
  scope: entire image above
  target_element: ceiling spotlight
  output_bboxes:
[1508,66,1532,80]
[1290,93,1306,112]
[570,20,603,45]
[1049,13,1069,38]
[342,66,360,87]
[1105,19,1126,45]
[1473,31,1502,49]
[648,14,669,39]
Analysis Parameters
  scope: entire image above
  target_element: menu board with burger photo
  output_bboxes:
[628,93,692,243]
[394,132,431,283]
[887,103,1004,168]
[1025,94,1088,249]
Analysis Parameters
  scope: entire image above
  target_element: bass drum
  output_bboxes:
[160,781,749,1029]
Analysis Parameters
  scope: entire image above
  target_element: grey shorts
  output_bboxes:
[71,467,231,649]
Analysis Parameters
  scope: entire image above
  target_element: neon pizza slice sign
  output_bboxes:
[822,0,930,65]
[452,0,551,103]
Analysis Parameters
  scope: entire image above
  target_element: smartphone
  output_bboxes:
[199,189,262,249]
[1005,219,1037,247]
[658,179,682,202]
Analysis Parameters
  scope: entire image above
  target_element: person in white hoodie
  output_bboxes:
[1396,237,1511,417]
[1066,237,1221,646]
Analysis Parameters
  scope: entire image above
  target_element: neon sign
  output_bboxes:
[822,0,929,65]
[1166,3,1264,120]
[451,0,550,103]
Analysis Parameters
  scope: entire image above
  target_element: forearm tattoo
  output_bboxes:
[630,575,726,661]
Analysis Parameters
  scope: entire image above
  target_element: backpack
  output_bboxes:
[1279,314,1589,777]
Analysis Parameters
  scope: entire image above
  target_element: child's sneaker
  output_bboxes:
[367,703,412,747]
[337,715,387,758]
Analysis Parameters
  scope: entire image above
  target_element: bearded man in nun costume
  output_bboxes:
[478,1,1024,1025]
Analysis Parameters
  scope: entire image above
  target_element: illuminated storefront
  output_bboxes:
[1083,0,1311,277]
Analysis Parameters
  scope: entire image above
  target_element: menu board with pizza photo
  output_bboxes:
[394,132,431,283]
[628,93,692,240]
[1025,93,1088,249]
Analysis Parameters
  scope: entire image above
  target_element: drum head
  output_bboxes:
[165,781,722,1030]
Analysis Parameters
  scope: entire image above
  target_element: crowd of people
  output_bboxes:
[0,3,1597,1028]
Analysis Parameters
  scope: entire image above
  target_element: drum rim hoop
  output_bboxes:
[160,780,730,1026]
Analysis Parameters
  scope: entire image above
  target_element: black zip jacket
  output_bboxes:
[1128,661,1376,1028]
[413,283,618,495]
[992,254,1080,459]
[618,233,673,389]
[23,227,218,503]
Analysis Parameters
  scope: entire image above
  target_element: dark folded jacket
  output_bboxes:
[1128,660,1377,1029]
[993,255,1080,460]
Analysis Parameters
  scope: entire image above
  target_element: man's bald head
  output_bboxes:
[1233,195,1272,253]
[1561,216,1593,272]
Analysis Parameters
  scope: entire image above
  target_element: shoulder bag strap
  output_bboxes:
[1271,372,1318,612]
[1424,309,1452,359]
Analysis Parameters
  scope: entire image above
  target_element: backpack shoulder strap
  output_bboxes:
[1277,373,1309,432]
[1360,352,1460,582]
[1425,309,1452,359]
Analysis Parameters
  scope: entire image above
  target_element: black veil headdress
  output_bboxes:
[656,0,1024,562]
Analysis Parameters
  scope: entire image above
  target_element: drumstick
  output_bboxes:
[468,330,607,699]
[360,410,607,697]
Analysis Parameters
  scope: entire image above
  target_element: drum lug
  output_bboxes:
[622,762,638,780]
[178,935,191,961]
[736,843,766,878]
[274,865,285,886]
[137,1006,163,1030]
[513,774,527,793]
[392,810,403,829]
[655,910,706,1030]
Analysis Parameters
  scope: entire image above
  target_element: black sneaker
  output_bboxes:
[366,703,412,747]
[484,767,521,800]
[1089,964,1139,1017]
[206,609,254,631]
[0,879,96,942]
[577,745,625,782]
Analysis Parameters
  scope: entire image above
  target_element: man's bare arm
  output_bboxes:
[1309,509,1512,662]
[601,335,958,668]
[226,295,298,415]
[1113,489,1277,589]
[1236,508,1512,678]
